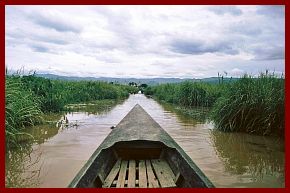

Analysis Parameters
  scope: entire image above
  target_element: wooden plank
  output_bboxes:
[103,159,121,188]
[116,160,128,188]
[145,160,159,188]
[113,180,139,185]
[138,160,147,188]
[151,159,176,188]
[128,160,136,188]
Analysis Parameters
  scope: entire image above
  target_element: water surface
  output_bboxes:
[5,94,284,188]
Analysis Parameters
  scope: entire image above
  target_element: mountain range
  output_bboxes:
[35,73,238,85]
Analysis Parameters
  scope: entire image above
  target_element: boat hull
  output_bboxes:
[68,104,214,188]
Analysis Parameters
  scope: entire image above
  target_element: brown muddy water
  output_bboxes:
[5,94,284,188]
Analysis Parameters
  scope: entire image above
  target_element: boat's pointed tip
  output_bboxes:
[132,104,144,110]
[134,104,141,108]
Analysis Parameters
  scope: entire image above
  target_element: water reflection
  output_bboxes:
[159,101,210,124]
[5,144,42,188]
[5,100,125,188]
[27,124,61,144]
[65,99,125,115]
[209,129,284,187]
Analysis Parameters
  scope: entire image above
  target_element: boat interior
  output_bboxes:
[69,105,214,188]
[89,140,187,188]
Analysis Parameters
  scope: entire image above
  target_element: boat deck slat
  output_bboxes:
[103,159,176,188]
[102,159,121,188]
[128,160,136,188]
[151,159,176,187]
[146,160,160,188]
[116,160,128,188]
[138,160,147,188]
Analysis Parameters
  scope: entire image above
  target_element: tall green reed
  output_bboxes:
[5,76,43,147]
[211,73,284,136]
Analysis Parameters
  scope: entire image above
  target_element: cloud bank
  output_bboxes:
[5,5,285,78]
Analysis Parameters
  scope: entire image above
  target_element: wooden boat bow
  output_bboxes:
[68,104,215,188]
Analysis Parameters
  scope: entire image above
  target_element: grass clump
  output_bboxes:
[145,72,284,136]
[5,74,138,147]
[145,81,223,108]
[20,75,138,112]
[211,73,284,136]
[5,76,43,147]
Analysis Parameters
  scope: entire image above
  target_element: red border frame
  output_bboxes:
[1,1,288,193]
[3,0,287,5]
[1,0,5,189]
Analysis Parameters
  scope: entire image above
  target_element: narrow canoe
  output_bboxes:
[68,104,214,188]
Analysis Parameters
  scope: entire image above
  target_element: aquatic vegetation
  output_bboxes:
[211,73,284,136]
[145,73,284,136]
[145,81,223,108]
[5,76,43,147]
[20,75,138,112]
[5,74,138,147]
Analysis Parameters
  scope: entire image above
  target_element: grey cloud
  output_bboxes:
[94,7,155,54]
[36,36,69,45]
[252,46,284,60]
[6,37,19,47]
[209,6,242,16]
[6,5,285,79]
[31,13,81,33]
[170,39,239,55]
[31,45,50,53]
[6,32,67,55]
[6,28,70,47]
[229,22,262,36]
[256,6,285,18]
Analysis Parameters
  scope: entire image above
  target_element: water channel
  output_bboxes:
[5,94,284,188]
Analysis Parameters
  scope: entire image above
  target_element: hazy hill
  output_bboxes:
[35,73,238,85]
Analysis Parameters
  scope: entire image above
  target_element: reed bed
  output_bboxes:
[145,73,284,136]
[145,81,223,108]
[5,74,138,147]
[20,75,138,112]
[5,76,43,147]
[211,73,284,136]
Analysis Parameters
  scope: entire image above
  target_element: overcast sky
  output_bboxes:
[6,5,285,78]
